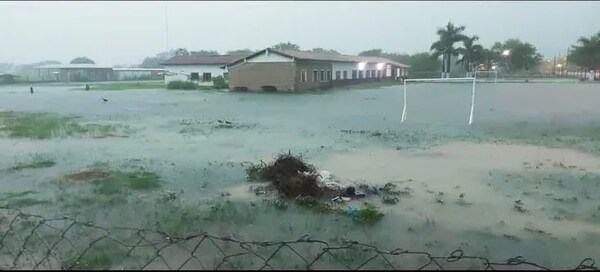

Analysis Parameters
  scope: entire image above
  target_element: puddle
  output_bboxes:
[319,142,600,240]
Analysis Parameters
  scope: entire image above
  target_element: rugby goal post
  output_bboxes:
[474,70,498,84]
[401,77,477,125]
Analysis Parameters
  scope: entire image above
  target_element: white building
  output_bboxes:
[161,55,244,86]
[112,68,164,81]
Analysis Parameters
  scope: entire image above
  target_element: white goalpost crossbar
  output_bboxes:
[401,77,477,125]
[474,70,498,84]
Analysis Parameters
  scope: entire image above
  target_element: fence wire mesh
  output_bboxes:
[0,207,597,270]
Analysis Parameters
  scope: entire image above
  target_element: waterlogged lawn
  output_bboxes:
[0,111,131,139]
[88,81,165,91]
[6,156,56,172]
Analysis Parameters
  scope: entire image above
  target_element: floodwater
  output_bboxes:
[1,82,600,268]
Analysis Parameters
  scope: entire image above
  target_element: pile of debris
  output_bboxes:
[248,154,369,199]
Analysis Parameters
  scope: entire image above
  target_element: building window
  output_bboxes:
[327,70,331,81]
[190,72,200,81]
[377,70,381,78]
[359,70,364,79]
[202,73,211,82]
[352,70,357,79]
[313,70,318,82]
[335,71,341,80]
[320,69,325,82]
[366,70,371,78]
[343,71,348,79]
[301,69,308,82]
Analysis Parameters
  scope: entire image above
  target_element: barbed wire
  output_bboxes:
[0,206,597,270]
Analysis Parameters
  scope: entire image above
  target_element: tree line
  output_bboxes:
[135,28,599,80]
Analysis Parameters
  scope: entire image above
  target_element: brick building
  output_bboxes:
[223,48,410,92]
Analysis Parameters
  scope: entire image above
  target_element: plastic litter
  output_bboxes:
[346,206,358,217]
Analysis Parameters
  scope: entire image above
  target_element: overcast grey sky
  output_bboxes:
[1,1,598,66]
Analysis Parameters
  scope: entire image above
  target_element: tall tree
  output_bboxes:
[271,42,300,50]
[495,39,543,72]
[70,57,95,64]
[456,35,484,75]
[568,30,600,76]
[430,21,467,78]
[226,49,255,55]
[358,49,384,57]
[173,48,190,57]
[190,50,219,56]
[311,48,340,54]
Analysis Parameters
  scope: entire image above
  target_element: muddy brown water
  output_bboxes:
[1,82,600,269]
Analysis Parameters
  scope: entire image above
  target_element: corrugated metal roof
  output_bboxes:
[226,49,410,68]
[161,55,245,65]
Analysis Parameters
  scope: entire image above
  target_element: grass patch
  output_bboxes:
[4,198,51,208]
[166,80,198,90]
[0,111,126,139]
[62,239,129,270]
[89,170,161,195]
[150,200,258,236]
[88,81,165,90]
[353,203,384,224]
[7,157,56,172]
[0,190,51,208]
[295,196,342,213]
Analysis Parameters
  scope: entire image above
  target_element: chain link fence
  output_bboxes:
[0,207,597,270]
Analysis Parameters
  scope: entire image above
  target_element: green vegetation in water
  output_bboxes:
[341,80,403,90]
[151,200,258,236]
[0,190,51,208]
[295,196,342,213]
[7,156,56,172]
[90,170,161,195]
[88,81,165,90]
[56,164,162,212]
[353,203,384,224]
[166,80,199,90]
[167,79,228,91]
[0,112,125,139]
[62,240,128,270]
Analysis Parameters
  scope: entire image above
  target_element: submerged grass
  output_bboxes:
[340,80,403,90]
[0,111,125,139]
[0,190,51,208]
[7,157,56,172]
[89,81,165,91]
[56,164,162,212]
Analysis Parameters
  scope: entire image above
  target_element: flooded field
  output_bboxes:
[1,82,599,269]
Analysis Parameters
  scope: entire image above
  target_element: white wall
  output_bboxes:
[332,62,356,80]
[246,51,293,63]
[164,64,227,85]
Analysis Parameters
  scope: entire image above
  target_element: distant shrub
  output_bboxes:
[166,80,197,90]
[212,76,228,89]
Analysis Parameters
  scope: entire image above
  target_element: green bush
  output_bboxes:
[212,75,228,89]
[166,80,198,90]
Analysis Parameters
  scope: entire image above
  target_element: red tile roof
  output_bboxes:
[161,55,245,65]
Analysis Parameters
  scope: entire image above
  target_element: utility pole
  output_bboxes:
[165,3,169,57]
[565,47,570,76]
[552,55,556,75]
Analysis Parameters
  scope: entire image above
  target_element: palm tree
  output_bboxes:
[569,31,600,80]
[456,35,484,77]
[430,22,467,78]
